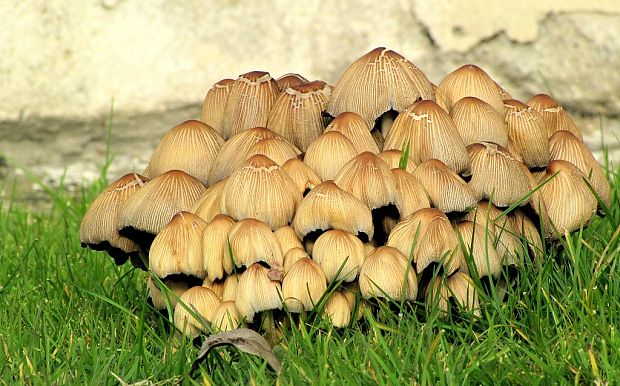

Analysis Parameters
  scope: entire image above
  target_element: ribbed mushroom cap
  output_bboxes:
[143,120,224,185]
[520,165,552,236]
[462,200,505,236]
[312,229,365,283]
[323,291,352,328]
[147,276,189,310]
[283,247,309,274]
[450,97,508,146]
[281,158,321,196]
[274,225,304,255]
[174,286,221,338]
[391,168,431,219]
[504,99,550,169]
[221,71,279,139]
[386,208,462,275]
[190,178,227,223]
[220,154,302,229]
[377,150,416,172]
[427,273,480,317]
[221,274,240,302]
[527,94,582,139]
[456,221,501,277]
[324,112,380,154]
[117,170,207,249]
[303,131,358,181]
[80,172,148,264]
[227,218,284,269]
[149,211,208,280]
[496,82,513,101]
[383,100,470,173]
[245,137,301,166]
[211,301,243,332]
[511,209,543,260]
[275,73,309,91]
[467,142,531,207]
[200,78,234,135]
[412,159,477,213]
[292,180,374,242]
[282,257,328,313]
[207,127,280,185]
[201,214,236,282]
[359,246,418,300]
[202,277,225,299]
[371,128,385,150]
[235,263,283,323]
[436,64,504,114]
[549,130,611,206]
[539,160,598,238]
[267,81,332,151]
[327,47,434,128]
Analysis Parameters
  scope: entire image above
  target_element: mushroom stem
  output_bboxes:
[260,310,282,347]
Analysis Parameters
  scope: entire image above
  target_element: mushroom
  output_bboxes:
[274,225,304,255]
[235,263,283,323]
[201,214,236,282]
[527,94,582,139]
[391,168,431,219]
[426,272,480,318]
[435,64,504,114]
[377,149,417,173]
[283,247,310,274]
[323,291,352,327]
[190,178,227,223]
[221,274,240,302]
[211,301,243,332]
[147,275,189,310]
[227,218,284,270]
[174,286,221,338]
[503,99,550,169]
[281,158,322,196]
[311,229,365,283]
[200,78,234,136]
[244,137,302,166]
[455,221,502,278]
[282,257,328,313]
[202,277,225,299]
[303,131,358,181]
[275,73,309,91]
[323,112,380,154]
[358,246,418,301]
[450,97,508,147]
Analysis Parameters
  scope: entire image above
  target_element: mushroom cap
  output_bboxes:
[174,286,222,338]
[221,274,240,302]
[303,131,358,181]
[292,181,374,242]
[327,47,433,128]
[201,214,236,282]
[283,247,310,274]
[377,149,417,173]
[527,94,582,140]
[391,168,431,218]
[324,112,380,154]
[221,71,279,139]
[503,99,550,169]
[312,229,366,283]
[202,277,225,299]
[359,246,418,300]
[455,221,502,278]
[80,172,148,263]
[436,64,504,114]
[383,100,470,174]
[227,218,284,269]
[274,225,304,255]
[511,209,543,261]
[281,158,322,196]
[220,154,301,229]
[200,78,234,136]
[190,178,227,223]
[147,276,190,310]
[211,301,243,332]
[412,159,477,213]
[235,263,283,323]
[282,257,328,313]
[275,73,309,91]
[450,97,508,147]
[245,136,301,166]
[149,211,208,280]
[323,291,352,328]
[426,272,479,317]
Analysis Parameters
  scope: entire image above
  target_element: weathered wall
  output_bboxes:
[1,0,619,197]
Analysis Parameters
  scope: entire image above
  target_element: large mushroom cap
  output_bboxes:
[450,97,508,147]
[312,229,365,283]
[303,131,358,181]
[436,64,504,114]
[282,258,327,313]
[227,218,284,270]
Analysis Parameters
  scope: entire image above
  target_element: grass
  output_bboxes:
[0,160,619,385]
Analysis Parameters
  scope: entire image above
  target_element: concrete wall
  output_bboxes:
[1,0,619,196]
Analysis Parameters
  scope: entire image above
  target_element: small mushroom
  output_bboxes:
[190,178,227,223]
[235,263,283,323]
[274,225,304,255]
[323,291,352,327]
[503,99,550,169]
[391,168,431,219]
[211,301,243,332]
[323,112,380,154]
[200,78,234,136]
[147,276,189,310]
[358,246,418,301]
[377,149,416,173]
[227,218,284,270]
[282,258,328,313]
[435,64,504,114]
[281,158,322,196]
[312,229,365,283]
[412,159,477,213]
[174,286,221,338]
[201,214,236,282]
[283,247,309,274]
[450,97,508,146]
[527,94,582,139]
[245,137,301,166]
[275,73,309,92]
[303,131,358,181]
[455,221,502,278]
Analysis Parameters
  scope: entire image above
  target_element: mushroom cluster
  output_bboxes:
[80,47,610,337]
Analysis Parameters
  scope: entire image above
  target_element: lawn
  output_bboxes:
[0,159,618,385]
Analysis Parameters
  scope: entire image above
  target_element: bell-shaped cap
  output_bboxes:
[383,100,470,173]
[200,78,234,136]
[283,247,309,274]
[281,158,321,196]
[80,172,148,264]
[455,221,501,277]
[412,159,477,213]
[327,47,433,128]
[304,131,358,181]
[211,301,243,332]
[267,80,332,151]
[282,258,328,313]
[503,99,550,169]
[527,94,582,139]
[221,274,240,302]
[377,149,416,172]
[274,225,304,255]
[149,211,208,280]
[190,178,227,223]
[227,218,284,269]
[436,64,504,114]
[147,276,189,310]
[221,71,279,139]
[201,214,236,282]
[426,272,480,317]
[323,291,352,328]
[511,209,543,261]
[174,286,221,338]
[450,97,508,146]
[202,277,225,299]
[275,73,309,91]
[312,229,365,283]
[220,155,302,229]
[387,208,462,275]
[117,170,207,249]
[245,137,301,166]
[235,263,283,323]
[392,168,431,218]
[292,181,374,242]
[359,246,418,300]
[324,112,380,154]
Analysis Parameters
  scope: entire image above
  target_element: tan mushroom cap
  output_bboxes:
[281,158,322,196]
[211,301,243,332]
[190,178,227,224]
[174,286,221,338]
[149,211,208,280]
[359,246,418,300]
[235,263,283,323]
[324,112,380,154]
[80,172,148,263]
[304,131,358,181]
[455,221,502,278]
[282,258,328,313]
[383,100,470,174]
[386,208,462,275]
[312,229,366,283]
[539,160,598,238]
[201,214,236,282]
[275,73,309,91]
[245,137,301,166]
[527,94,582,139]
[436,64,504,114]
[323,291,352,328]
[466,142,531,208]
[503,99,550,169]
[220,154,301,230]
[549,130,611,206]
[327,47,434,128]
[221,274,240,302]
[274,225,304,255]
[427,272,480,317]
[221,71,279,139]
[412,159,477,213]
[147,276,190,310]
[391,168,431,218]
[202,277,225,299]
[143,120,224,185]
[511,209,543,261]
[283,247,310,274]
[200,78,234,136]
[377,150,417,173]
[227,218,284,269]
[450,97,508,147]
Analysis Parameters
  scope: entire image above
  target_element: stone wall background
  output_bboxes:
[1,0,619,201]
